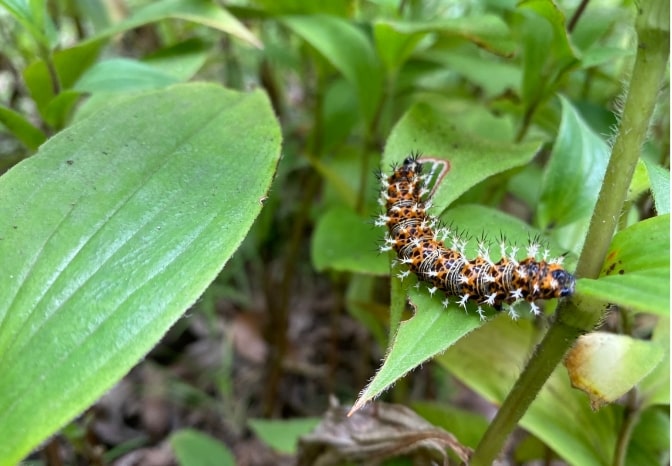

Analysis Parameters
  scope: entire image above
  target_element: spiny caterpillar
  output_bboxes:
[375,154,576,319]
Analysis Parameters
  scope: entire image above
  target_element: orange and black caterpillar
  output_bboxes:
[376,154,575,319]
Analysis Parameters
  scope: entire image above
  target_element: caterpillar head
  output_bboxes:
[551,268,575,298]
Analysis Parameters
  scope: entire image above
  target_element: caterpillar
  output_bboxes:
[376,154,575,319]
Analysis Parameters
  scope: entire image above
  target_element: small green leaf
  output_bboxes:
[373,20,428,72]
[282,15,383,123]
[627,406,670,465]
[643,159,670,214]
[0,0,53,48]
[350,290,481,414]
[518,0,580,106]
[311,205,387,275]
[564,332,665,409]
[0,104,47,150]
[639,316,670,407]
[0,83,281,465]
[578,215,669,315]
[419,50,521,98]
[383,102,543,211]
[144,38,211,81]
[248,418,320,454]
[170,429,235,466]
[537,96,609,229]
[74,58,180,93]
[23,39,104,120]
[375,15,515,64]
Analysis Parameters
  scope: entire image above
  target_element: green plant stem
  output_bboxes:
[613,390,642,466]
[574,16,669,282]
[470,2,669,463]
[469,303,583,464]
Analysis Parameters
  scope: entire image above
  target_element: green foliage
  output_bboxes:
[248,418,321,454]
[0,0,668,465]
[170,429,236,466]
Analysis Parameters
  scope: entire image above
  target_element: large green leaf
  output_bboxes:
[578,214,670,315]
[0,83,281,465]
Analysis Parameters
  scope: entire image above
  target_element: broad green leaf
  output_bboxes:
[0,83,281,465]
[311,205,388,275]
[248,418,320,454]
[578,215,669,315]
[89,0,261,48]
[537,96,609,229]
[437,316,620,466]
[23,39,104,121]
[74,58,181,93]
[351,204,573,413]
[282,15,383,123]
[170,429,235,466]
[564,332,665,409]
[383,102,543,210]
[0,104,47,150]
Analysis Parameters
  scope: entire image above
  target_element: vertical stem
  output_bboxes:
[470,1,669,463]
